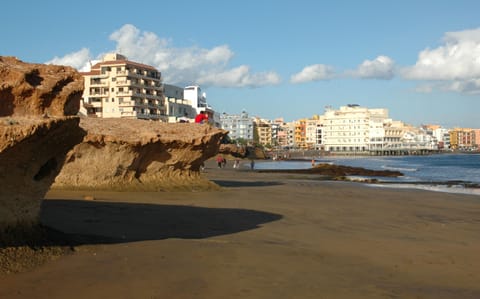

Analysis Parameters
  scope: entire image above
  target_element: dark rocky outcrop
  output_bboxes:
[258,163,403,178]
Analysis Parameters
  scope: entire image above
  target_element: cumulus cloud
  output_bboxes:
[45,48,93,71]
[198,65,280,88]
[346,55,395,79]
[402,28,480,81]
[46,24,281,88]
[290,64,335,83]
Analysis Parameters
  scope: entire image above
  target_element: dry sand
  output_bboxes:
[1,160,480,299]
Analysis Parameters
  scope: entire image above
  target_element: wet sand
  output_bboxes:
[1,161,480,298]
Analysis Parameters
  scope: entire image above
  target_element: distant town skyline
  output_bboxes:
[1,0,479,128]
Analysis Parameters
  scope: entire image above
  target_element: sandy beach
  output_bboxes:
[1,160,480,299]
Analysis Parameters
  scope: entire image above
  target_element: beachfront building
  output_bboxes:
[400,125,438,152]
[322,105,437,154]
[294,119,307,149]
[220,111,255,143]
[422,125,450,149]
[80,53,166,120]
[254,118,273,147]
[285,122,296,148]
[163,84,197,123]
[273,118,288,148]
[323,105,383,153]
[449,128,477,150]
[305,115,324,150]
[183,85,219,126]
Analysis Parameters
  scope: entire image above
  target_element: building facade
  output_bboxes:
[323,105,383,153]
[80,53,165,120]
[220,111,255,142]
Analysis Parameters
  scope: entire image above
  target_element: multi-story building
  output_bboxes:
[450,128,476,150]
[220,111,255,142]
[323,105,384,153]
[254,118,273,147]
[294,119,307,149]
[305,115,324,150]
[183,85,219,126]
[80,53,165,120]
[163,84,196,123]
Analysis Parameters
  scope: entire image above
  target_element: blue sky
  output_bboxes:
[2,0,480,128]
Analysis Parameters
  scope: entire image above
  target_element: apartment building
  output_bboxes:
[450,128,477,150]
[294,119,307,149]
[305,116,323,150]
[163,84,196,123]
[183,85,218,126]
[257,123,272,146]
[220,111,255,142]
[323,105,385,152]
[81,53,166,120]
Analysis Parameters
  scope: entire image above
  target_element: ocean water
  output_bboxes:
[255,154,480,196]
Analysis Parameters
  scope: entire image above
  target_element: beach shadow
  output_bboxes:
[37,200,282,246]
[211,180,284,187]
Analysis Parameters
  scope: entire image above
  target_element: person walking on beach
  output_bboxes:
[250,159,255,170]
[216,155,224,168]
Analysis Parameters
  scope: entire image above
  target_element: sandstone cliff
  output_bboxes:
[53,118,228,191]
[0,117,86,228]
[0,57,86,229]
[0,56,84,117]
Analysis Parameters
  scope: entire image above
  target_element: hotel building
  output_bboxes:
[80,53,165,120]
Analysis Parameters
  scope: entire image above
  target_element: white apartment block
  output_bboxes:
[323,105,388,152]
[220,111,255,142]
[183,85,219,126]
[163,84,196,123]
[305,117,323,150]
[81,53,166,120]
[323,105,438,154]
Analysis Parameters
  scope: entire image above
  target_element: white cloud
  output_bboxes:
[45,48,92,71]
[290,64,335,84]
[347,55,395,79]
[46,24,280,88]
[402,28,480,81]
[198,65,281,88]
[443,79,480,94]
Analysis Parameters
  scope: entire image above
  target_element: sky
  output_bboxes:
[2,0,480,128]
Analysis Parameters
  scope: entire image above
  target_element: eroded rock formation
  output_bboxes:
[0,117,86,228]
[0,56,227,232]
[0,56,84,117]
[53,118,228,191]
[0,57,86,229]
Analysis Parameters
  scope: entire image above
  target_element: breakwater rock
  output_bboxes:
[52,118,228,191]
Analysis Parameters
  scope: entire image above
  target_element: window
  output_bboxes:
[111,98,115,102]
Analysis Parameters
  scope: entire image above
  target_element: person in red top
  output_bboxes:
[194,111,209,123]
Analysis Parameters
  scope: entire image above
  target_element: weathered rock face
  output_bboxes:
[219,144,247,158]
[0,56,226,233]
[0,56,84,117]
[0,56,86,229]
[0,117,86,228]
[53,118,228,191]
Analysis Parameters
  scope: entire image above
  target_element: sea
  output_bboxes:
[254,153,480,196]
